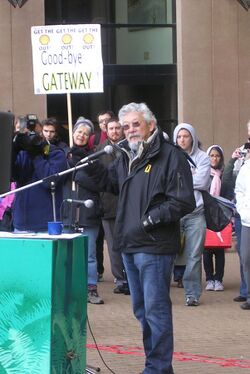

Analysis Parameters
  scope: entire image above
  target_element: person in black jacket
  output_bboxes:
[96,117,128,294]
[87,102,196,374]
[63,117,104,305]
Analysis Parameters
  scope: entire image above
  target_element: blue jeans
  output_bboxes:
[181,210,206,300]
[122,252,175,374]
[235,216,247,298]
[84,226,99,286]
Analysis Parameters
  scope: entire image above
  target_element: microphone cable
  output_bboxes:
[87,315,117,374]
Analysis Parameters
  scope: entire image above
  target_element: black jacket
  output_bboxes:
[96,139,122,219]
[221,158,238,200]
[63,145,103,228]
[89,130,195,254]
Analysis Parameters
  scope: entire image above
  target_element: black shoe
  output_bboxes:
[233,295,247,302]
[123,283,130,295]
[97,273,104,282]
[240,302,250,310]
[177,279,184,288]
[113,283,130,295]
[113,285,125,294]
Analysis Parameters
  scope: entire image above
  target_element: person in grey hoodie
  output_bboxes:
[173,123,210,306]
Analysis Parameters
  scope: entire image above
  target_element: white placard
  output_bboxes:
[31,24,103,94]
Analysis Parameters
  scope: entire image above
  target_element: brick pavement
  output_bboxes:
[86,247,250,374]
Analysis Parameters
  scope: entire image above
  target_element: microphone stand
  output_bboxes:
[0,160,98,199]
[50,180,57,222]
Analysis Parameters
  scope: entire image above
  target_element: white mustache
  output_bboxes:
[127,134,141,141]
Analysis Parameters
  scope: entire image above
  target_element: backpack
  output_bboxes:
[201,191,235,232]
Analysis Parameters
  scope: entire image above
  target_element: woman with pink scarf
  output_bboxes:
[203,145,226,292]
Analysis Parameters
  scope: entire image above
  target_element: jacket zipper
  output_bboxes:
[177,172,183,197]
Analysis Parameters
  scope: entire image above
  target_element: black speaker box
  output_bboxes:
[0,111,14,194]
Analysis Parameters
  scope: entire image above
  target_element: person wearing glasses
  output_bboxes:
[88,110,115,150]
[86,102,195,374]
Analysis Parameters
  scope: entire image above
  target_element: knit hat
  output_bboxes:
[73,117,94,134]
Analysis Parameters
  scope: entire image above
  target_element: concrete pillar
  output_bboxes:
[0,0,46,120]
[176,0,250,159]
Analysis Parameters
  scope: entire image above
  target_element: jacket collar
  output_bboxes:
[118,128,162,155]
[116,128,164,173]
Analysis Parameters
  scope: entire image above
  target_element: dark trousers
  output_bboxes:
[96,223,105,275]
[102,218,124,283]
[173,265,185,281]
[241,226,250,303]
[235,216,247,297]
[203,249,225,282]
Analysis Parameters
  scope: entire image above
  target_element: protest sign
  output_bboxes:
[31,24,103,94]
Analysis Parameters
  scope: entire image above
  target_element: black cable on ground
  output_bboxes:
[87,315,117,374]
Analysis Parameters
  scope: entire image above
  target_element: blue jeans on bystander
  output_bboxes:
[83,226,99,286]
[181,210,206,301]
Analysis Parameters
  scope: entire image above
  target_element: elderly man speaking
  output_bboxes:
[88,102,195,374]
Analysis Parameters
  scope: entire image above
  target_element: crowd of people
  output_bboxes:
[0,104,250,374]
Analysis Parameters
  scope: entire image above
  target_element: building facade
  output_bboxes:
[1,0,250,158]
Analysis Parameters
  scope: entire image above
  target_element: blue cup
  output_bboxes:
[48,221,63,235]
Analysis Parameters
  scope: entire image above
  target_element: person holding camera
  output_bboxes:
[235,148,250,310]
[12,115,68,232]
[222,121,250,303]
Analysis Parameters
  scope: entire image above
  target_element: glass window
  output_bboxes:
[117,0,173,24]
[45,0,177,135]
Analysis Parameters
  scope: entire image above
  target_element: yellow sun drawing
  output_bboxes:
[39,35,50,45]
[62,34,72,44]
[83,33,94,44]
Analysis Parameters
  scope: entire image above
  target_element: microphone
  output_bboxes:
[79,145,113,163]
[65,199,94,208]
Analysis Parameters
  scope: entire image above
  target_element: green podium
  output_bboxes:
[0,234,88,374]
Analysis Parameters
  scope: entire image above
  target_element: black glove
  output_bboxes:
[28,134,48,157]
[142,207,161,232]
[67,146,90,166]
[13,132,47,156]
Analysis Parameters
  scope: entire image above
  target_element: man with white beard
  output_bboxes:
[87,102,195,374]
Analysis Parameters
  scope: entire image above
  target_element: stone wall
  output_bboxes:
[176,0,250,159]
[0,0,46,120]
